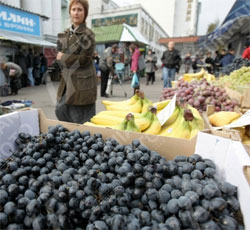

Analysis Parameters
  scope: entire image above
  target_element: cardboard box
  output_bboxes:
[0,109,197,160]
[226,87,250,109]
[196,132,250,229]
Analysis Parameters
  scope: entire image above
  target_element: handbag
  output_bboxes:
[131,73,139,88]
[9,69,16,77]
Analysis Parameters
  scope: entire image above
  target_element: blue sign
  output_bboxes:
[0,4,41,36]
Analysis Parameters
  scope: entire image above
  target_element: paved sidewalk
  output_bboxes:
[0,70,174,120]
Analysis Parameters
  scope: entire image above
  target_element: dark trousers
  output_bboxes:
[100,70,110,96]
[10,78,19,95]
[146,72,155,84]
[20,74,28,87]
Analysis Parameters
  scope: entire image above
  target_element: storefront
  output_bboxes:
[0,3,56,85]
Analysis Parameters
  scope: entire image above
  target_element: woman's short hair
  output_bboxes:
[129,43,136,52]
[69,0,89,23]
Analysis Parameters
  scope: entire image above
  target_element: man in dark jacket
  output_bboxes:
[220,49,235,67]
[33,52,41,85]
[205,52,214,74]
[99,44,118,97]
[26,48,34,86]
[161,41,181,88]
[14,50,27,87]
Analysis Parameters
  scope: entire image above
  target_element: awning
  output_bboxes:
[92,23,149,45]
[120,23,149,45]
[0,30,56,47]
[198,0,250,49]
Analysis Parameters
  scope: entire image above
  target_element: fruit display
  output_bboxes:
[221,58,250,75]
[161,79,239,113]
[183,68,216,83]
[0,126,244,229]
[88,96,204,139]
[216,66,250,92]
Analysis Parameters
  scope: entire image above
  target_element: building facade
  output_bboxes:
[86,0,168,59]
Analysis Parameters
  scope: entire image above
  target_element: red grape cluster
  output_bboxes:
[161,79,239,113]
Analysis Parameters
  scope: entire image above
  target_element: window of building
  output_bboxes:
[141,18,144,34]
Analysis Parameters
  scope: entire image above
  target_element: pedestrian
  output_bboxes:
[26,48,34,86]
[14,49,27,87]
[93,51,101,78]
[33,52,41,85]
[242,41,250,60]
[205,51,214,74]
[220,49,235,67]
[145,49,157,85]
[184,53,192,73]
[214,50,221,76]
[99,44,118,97]
[129,43,141,93]
[161,41,181,88]
[152,51,157,83]
[55,0,97,124]
[0,62,22,95]
[40,53,48,84]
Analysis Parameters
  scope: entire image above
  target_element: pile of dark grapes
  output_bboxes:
[0,125,244,229]
[221,58,250,75]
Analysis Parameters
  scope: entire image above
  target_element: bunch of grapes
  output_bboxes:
[161,79,239,113]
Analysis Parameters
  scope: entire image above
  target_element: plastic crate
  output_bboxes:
[0,86,9,97]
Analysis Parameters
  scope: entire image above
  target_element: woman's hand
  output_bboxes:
[56,52,64,60]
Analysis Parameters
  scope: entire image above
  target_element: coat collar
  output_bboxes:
[65,23,86,35]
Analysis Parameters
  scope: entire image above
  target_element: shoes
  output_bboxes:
[101,93,109,98]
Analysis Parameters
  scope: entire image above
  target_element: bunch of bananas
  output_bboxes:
[85,91,204,139]
[160,104,204,139]
[183,68,216,83]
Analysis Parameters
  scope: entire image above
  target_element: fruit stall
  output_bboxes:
[0,106,250,229]
[0,63,250,229]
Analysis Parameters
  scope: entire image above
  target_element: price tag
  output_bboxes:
[157,94,177,126]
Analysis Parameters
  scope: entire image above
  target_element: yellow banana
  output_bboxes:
[183,68,205,81]
[160,109,191,139]
[143,108,161,135]
[83,122,113,128]
[105,98,142,113]
[102,93,139,106]
[91,115,123,126]
[188,118,203,139]
[163,106,180,126]
[153,100,171,111]
[135,111,152,131]
[187,105,204,131]
[96,111,142,119]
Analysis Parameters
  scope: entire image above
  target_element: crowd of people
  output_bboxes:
[0,49,48,95]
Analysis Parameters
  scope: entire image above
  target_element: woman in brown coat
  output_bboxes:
[55,0,97,124]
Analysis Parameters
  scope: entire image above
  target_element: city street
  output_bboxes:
[0,70,170,120]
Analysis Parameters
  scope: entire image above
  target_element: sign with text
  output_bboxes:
[0,4,41,36]
[92,14,138,27]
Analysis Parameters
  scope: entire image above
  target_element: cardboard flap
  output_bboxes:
[244,166,250,185]
[242,88,250,108]
[226,87,243,104]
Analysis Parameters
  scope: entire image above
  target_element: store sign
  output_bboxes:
[92,14,138,27]
[186,0,193,22]
[0,4,41,36]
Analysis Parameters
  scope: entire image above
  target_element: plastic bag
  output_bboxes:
[131,73,139,88]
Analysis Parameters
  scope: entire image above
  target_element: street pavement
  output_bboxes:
[0,70,179,120]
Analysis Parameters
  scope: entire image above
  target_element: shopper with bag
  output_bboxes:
[99,44,118,97]
[0,62,22,95]
[55,0,97,124]
[129,43,141,93]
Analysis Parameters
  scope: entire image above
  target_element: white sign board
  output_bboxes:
[0,109,39,159]
[195,132,250,230]
[157,94,177,126]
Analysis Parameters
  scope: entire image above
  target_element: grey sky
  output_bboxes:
[113,0,236,36]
